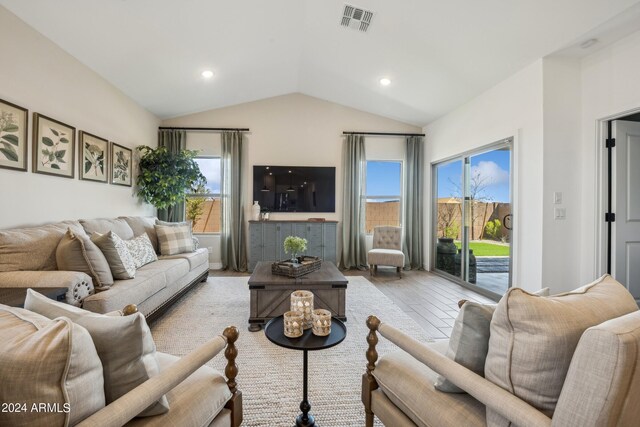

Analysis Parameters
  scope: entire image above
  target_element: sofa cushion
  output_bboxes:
[57,228,114,290]
[125,352,232,427]
[121,216,160,253]
[82,268,167,314]
[159,248,209,271]
[25,289,170,417]
[0,220,84,272]
[138,258,190,287]
[368,248,405,267]
[155,224,194,255]
[485,275,638,425]
[373,350,486,427]
[0,304,105,426]
[124,234,158,268]
[92,231,137,279]
[80,218,135,240]
[552,311,640,427]
[437,288,550,394]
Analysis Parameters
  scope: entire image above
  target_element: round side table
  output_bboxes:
[264,315,347,427]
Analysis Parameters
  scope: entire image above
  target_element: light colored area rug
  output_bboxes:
[151,276,433,426]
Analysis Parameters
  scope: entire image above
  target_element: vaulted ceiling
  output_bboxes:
[2,0,639,125]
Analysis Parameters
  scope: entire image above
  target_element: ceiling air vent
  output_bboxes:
[340,4,374,33]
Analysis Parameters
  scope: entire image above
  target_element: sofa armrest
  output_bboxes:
[76,326,240,427]
[0,270,94,306]
[366,316,552,427]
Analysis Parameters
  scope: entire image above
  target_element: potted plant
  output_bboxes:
[136,145,206,221]
[283,236,307,264]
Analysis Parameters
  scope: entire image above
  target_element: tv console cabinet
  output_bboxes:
[248,220,338,272]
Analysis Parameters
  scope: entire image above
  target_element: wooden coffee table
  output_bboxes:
[247,261,348,331]
[0,287,67,308]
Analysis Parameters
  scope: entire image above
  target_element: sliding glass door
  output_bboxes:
[433,140,513,298]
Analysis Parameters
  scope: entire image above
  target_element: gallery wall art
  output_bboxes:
[33,113,75,178]
[0,98,28,172]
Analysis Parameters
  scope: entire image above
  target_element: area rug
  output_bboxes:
[151,276,433,426]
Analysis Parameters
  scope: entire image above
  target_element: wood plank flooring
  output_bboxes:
[210,266,493,340]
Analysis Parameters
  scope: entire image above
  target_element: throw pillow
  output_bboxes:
[435,287,550,393]
[485,275,638,425]
[124,234,158,268]
[91,231,136,279]
[0,304,105,426]
[24,289,170,417]
[56,228,114,290]
[155,224,195,255]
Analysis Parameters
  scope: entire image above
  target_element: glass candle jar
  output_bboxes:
[312,309,332,336]
[290,290,314,330]
[283,311,304,338]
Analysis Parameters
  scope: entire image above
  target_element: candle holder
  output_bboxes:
[283,311,304,338]
[312,309,332,336]
[290,290,314,330]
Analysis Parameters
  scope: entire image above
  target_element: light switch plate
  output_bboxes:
[554,208,566,220]
[554,192,563,204]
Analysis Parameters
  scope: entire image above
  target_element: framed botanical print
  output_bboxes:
[111,142,132,186]
[79,131,109,183]
[0,98,28,172]
[33,113,75,178]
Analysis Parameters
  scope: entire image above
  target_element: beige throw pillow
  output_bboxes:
[0,304,105,426]
[155,224,195,255]
[124,234,158,268]
[25,289,169,417]
[91,231,136,279]
[56,228,114,290]
[485,275,638,425]
[435,288,549,393]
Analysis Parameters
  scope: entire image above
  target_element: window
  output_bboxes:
[187,157,221,233]
[365,161,402,234]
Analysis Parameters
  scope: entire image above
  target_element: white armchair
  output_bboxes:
[368,226,404,277]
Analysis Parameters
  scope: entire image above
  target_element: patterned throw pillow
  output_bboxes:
[155,224,194,255]
[124,234,158,268]
[91,231,136,279]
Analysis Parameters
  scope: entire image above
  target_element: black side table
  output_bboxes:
[264,315,347,427]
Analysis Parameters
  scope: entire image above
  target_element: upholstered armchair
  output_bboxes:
[368,226,404,277]
[362,276,640,427]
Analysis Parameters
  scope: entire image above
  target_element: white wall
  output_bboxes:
[162,93,420,266]
[0,7,158,229]
[541,57,582,291]
[424,60,544,292]
[580,29,640,285]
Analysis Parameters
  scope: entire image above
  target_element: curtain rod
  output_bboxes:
[159,126,250,132]
[342,131,425,137]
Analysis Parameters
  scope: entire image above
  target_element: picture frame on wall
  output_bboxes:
[33,113,75,178]
[79,131,109,183]
[0,98,28,172]
[110,142,132,186]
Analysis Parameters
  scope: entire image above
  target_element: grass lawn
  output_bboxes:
[454,241,510,256]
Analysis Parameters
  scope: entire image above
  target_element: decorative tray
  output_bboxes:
[271,256,321,278]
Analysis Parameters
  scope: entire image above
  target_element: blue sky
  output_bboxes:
[195,158,221,194]
[367,161,401,197]
[436,149,511,202]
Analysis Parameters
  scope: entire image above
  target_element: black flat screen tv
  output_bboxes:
[253,165,336,213]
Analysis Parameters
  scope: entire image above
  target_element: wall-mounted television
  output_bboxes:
[253,165,336,213]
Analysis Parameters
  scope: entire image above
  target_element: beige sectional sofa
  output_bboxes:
[0,216,209,321]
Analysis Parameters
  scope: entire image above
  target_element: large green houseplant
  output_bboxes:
[136,145,206,221]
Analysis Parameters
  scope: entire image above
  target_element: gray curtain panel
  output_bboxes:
[221,131,247,271]
[157,129,187,222]
[403,136,424,269]
[340,134,368,270]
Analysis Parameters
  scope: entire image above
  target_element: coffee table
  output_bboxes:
[264,315,347,427]
[0,287,67,308]
[248,261,348,332]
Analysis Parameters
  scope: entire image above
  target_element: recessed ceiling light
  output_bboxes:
[379,77,391,86]
[201,70,214,79]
